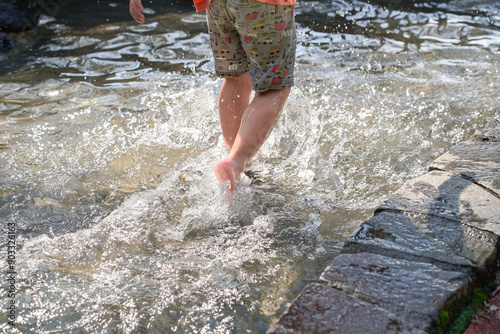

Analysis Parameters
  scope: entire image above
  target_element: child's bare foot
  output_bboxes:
[215,159,237,194]
[215,157,247,195]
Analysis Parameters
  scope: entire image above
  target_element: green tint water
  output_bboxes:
[0,0,499,332]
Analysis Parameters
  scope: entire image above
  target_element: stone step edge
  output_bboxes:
[427,166,500,200]
[267,118,500,333]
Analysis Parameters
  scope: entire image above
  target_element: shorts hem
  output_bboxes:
[253,80,294,92]
[215,69,250,79]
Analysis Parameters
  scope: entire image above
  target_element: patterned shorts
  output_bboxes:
[206,0,296,92]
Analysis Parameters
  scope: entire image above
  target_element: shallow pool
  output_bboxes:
[0,0,499,332]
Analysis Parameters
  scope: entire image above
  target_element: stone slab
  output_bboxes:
[378,170,500,236]
[266,283,424,334]
[429,141,500,195]
[320,252,473,331]
[345,210,497,271]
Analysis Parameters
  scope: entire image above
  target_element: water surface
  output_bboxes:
[0,0,499,332]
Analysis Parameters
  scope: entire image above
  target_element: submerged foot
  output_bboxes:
[215,155,249,195]
[215,159,237,195]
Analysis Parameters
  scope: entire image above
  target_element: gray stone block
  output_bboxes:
[320,253,473,330]
[429,141,500,196]
[378,170,500,236]
[345,210,497,271]
[266,283,424,334]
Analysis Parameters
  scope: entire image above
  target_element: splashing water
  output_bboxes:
[0,0,499,332]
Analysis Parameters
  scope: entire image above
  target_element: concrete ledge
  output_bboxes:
[268,118,500,334]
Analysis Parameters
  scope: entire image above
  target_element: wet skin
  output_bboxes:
[215,72,290,194]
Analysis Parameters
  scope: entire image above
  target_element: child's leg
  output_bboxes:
[208,0,296,194]
[215,87,290,193]
[218,72,253,149]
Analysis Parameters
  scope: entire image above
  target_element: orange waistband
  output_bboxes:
[194,0,296,12]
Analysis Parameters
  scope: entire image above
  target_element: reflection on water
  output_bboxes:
[0,0,499,332]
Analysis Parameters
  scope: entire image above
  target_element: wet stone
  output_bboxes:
[429,141,500,196]
[0,1,40,33]
[378,170,500,236]
[0,32,15,52]
[266,283,424,334]
[344,210,497,271]
[320,252,473,331]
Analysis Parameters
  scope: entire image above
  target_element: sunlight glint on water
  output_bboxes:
[0,0,499,332]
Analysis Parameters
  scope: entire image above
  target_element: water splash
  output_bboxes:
[1,0,499,332]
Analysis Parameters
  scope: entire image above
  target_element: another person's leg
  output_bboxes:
[215,87,290,192]
[218,72,253,149]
